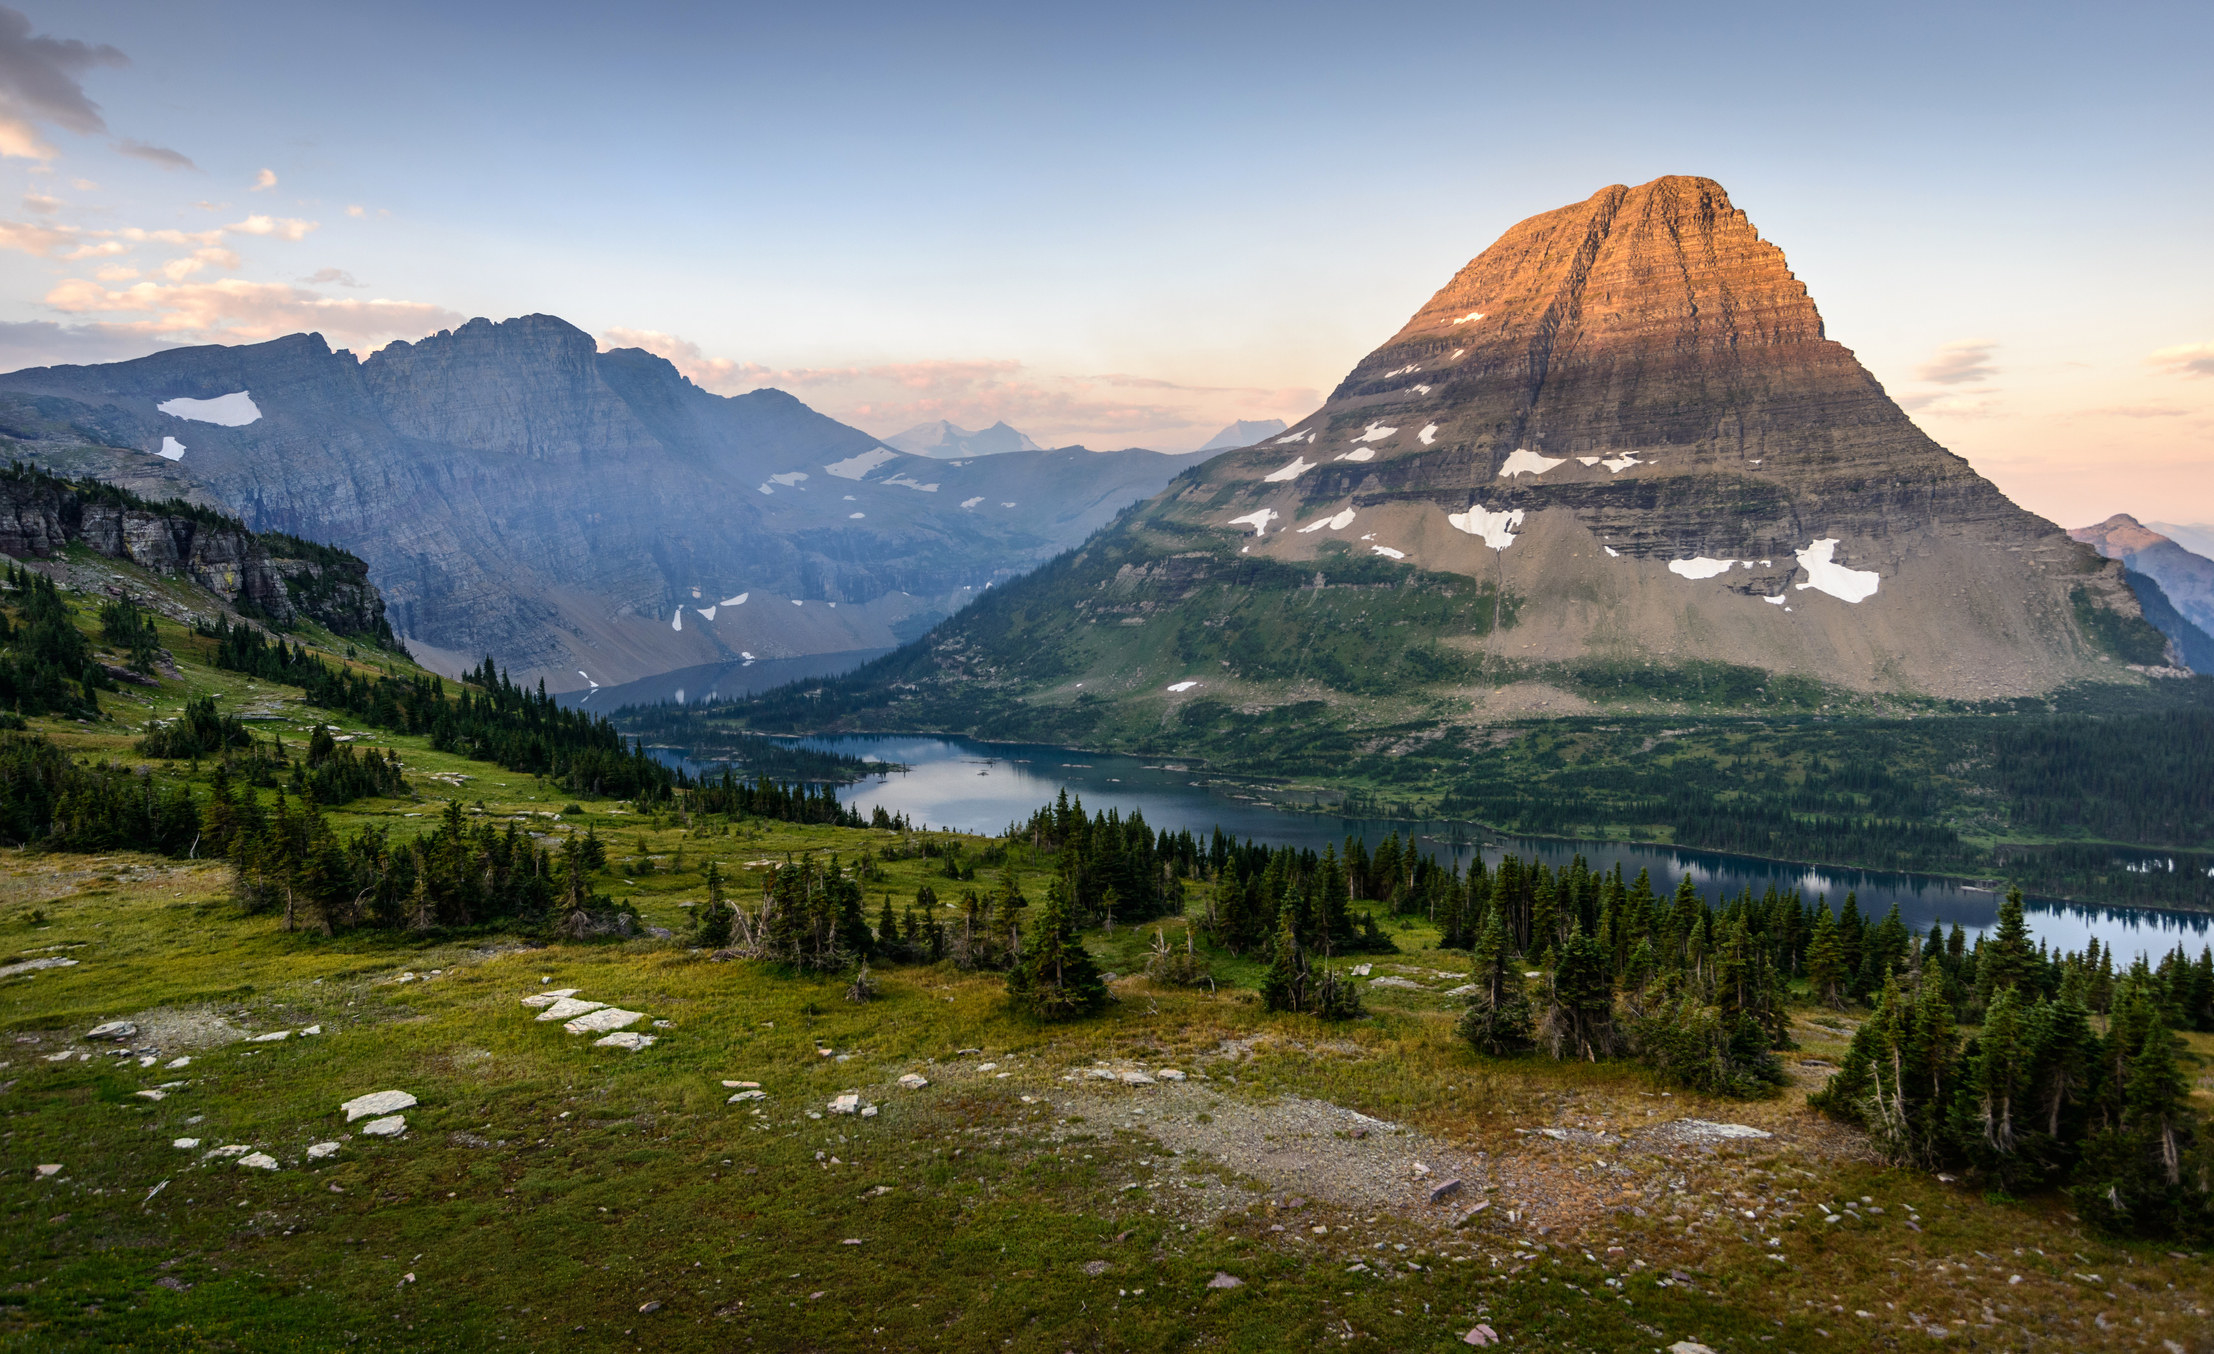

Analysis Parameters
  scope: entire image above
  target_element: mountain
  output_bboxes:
[882,419,1042,458]
[0,316,1193,691]
[756,175,2178,748]
[2070,513,2214,669]
[1197,419,1289,451]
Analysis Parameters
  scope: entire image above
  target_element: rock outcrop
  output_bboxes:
[787,175,2175,738]
[0,466,389,638]
[0,317,1195,690]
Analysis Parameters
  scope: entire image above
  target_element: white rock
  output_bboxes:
[723,1080,760,1089]
[1350,964,1372,976]
[1157,1069,1186,1081]
[1443,984,1481,998]
[1207,1271,1243,1288]
[1672,1119,1772,1141]
[172,1137,201,1149]
[360,1115,407,1137]
[165,1056,191,1069]
[204,1145,252,1159]
[248,1030,291,1043]
[306,1141,342,1160]
[975,1062,998,1072]
[1670,1344,1719,1354]
[829,1093,861,1115]
[1368,975,1426,990]
[520,989,580,1008]
[534,997,607,1022]
[134,1089,166,1101]
[238,1153,280,1170]
[898,1074,929,1090]
[1119,1071,1156,1086]
[860,1105,879,1118]
[35,1163,61,1177]
[340,1090,418,1122]
[86,1020,137,1041]
[0,955,77,977]
[594,1031,656,1051]
[564,1007,644,1034]
[727,1090,767,1103]
[300,1025,322,1036]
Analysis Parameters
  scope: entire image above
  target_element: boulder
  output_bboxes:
[306,1142,341,1160]
[86,1020,137,1041]
[593,1031,656,1050]
[1428,1178,1464,1204]
[340,1090,418,1122]
[360,1115,407,1137]
[238,1152,279,1170]
[172,1138,200,1149]
[1206,1272,1243,1289]
[897,1074,929,1090]
[727,1089,767,1103]
[521,988,581,1008]
[828,1093,861,1115]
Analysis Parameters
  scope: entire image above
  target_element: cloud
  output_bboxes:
[115,138,194,170]
[599,326,1320,448]
[1914,340,1999,385]
[2148,342,2214,379]
[42,275,463,345]
[0,5,123,159]
[0,317,177,370]
[18,189,55,214]
[302,267,363,287]
[225,213,315,241]
[345,204,364,217]
[250,167,276,191]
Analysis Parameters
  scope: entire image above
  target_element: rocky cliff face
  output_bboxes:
[796,176,2172,739]
[0,316,1196,690]
[0,468,389,638]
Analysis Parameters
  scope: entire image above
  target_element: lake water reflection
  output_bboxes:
[659,732,2211,961]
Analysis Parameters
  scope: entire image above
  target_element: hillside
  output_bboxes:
[0,317,1197,692]
[2072,514,2214,667]
[750,176,2175,757]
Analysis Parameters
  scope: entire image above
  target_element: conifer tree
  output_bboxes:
[1806,902,1847,1008]
[1457,903,1533,1056]
[1006,874,1106,1021]
[1260,906,1306,1015]
[1544,924,1615,1062]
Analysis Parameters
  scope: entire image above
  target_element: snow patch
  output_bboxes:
[1601,452,1642,473]
[1794,538,1880,603]
[849,512,865,519]
[1371,545,1406,560]
[1448,348,1464,359]
[1227,509,1278,536]
[1274,428,1310,444]
[769,471,809,487]
[1763,594,1787,605]
[1334,447,1375,463]
[1297,507,1357,534]
[670,610,682,631]
[721,592,749,607]
[1351,422,1397,443]
[1668,557,1735,580]
[157,436,186,461]
[1447,504,1524,550]
[1450,311,1485,325]
[884,474,939,492]
[158,391,261,426]
[791,599,804,606]
[1165,681,1199,692]
[824,448,898,480]
[1496,448,1564,478]
[1603,546,1619,557]
[961,496,984,509]
[1411,383,1432,394]
[1264,456,1314,482]
[697,605,718,621]
[1418,424,1438,445]
[1382,363,1421,378]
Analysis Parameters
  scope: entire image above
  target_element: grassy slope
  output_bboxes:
[0,578,2208,1350]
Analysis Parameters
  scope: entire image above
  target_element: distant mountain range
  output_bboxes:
[882,419,1042,459]
[762,174,2184,749]
[2070,514,2214,671]
[0,316,1198,691]
[1197,419,1289,451]
[2146,521,2214,561]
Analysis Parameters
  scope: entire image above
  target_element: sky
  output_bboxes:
[0,0,2205,524]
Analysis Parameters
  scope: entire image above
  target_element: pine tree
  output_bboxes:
[1315,844,1355,955]
[1953,986,2036,1188]
[1544,924,1615,1062]
[1978,886,2037,1002]
[1806,902,1847,1008]
[1261,906,1306,1015]
[2070,1015,2209,1238]
[1457,903,1534,1056]
[1006,874,1106,1021]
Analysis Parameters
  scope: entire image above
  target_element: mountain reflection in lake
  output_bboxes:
[660,732,2209,960]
